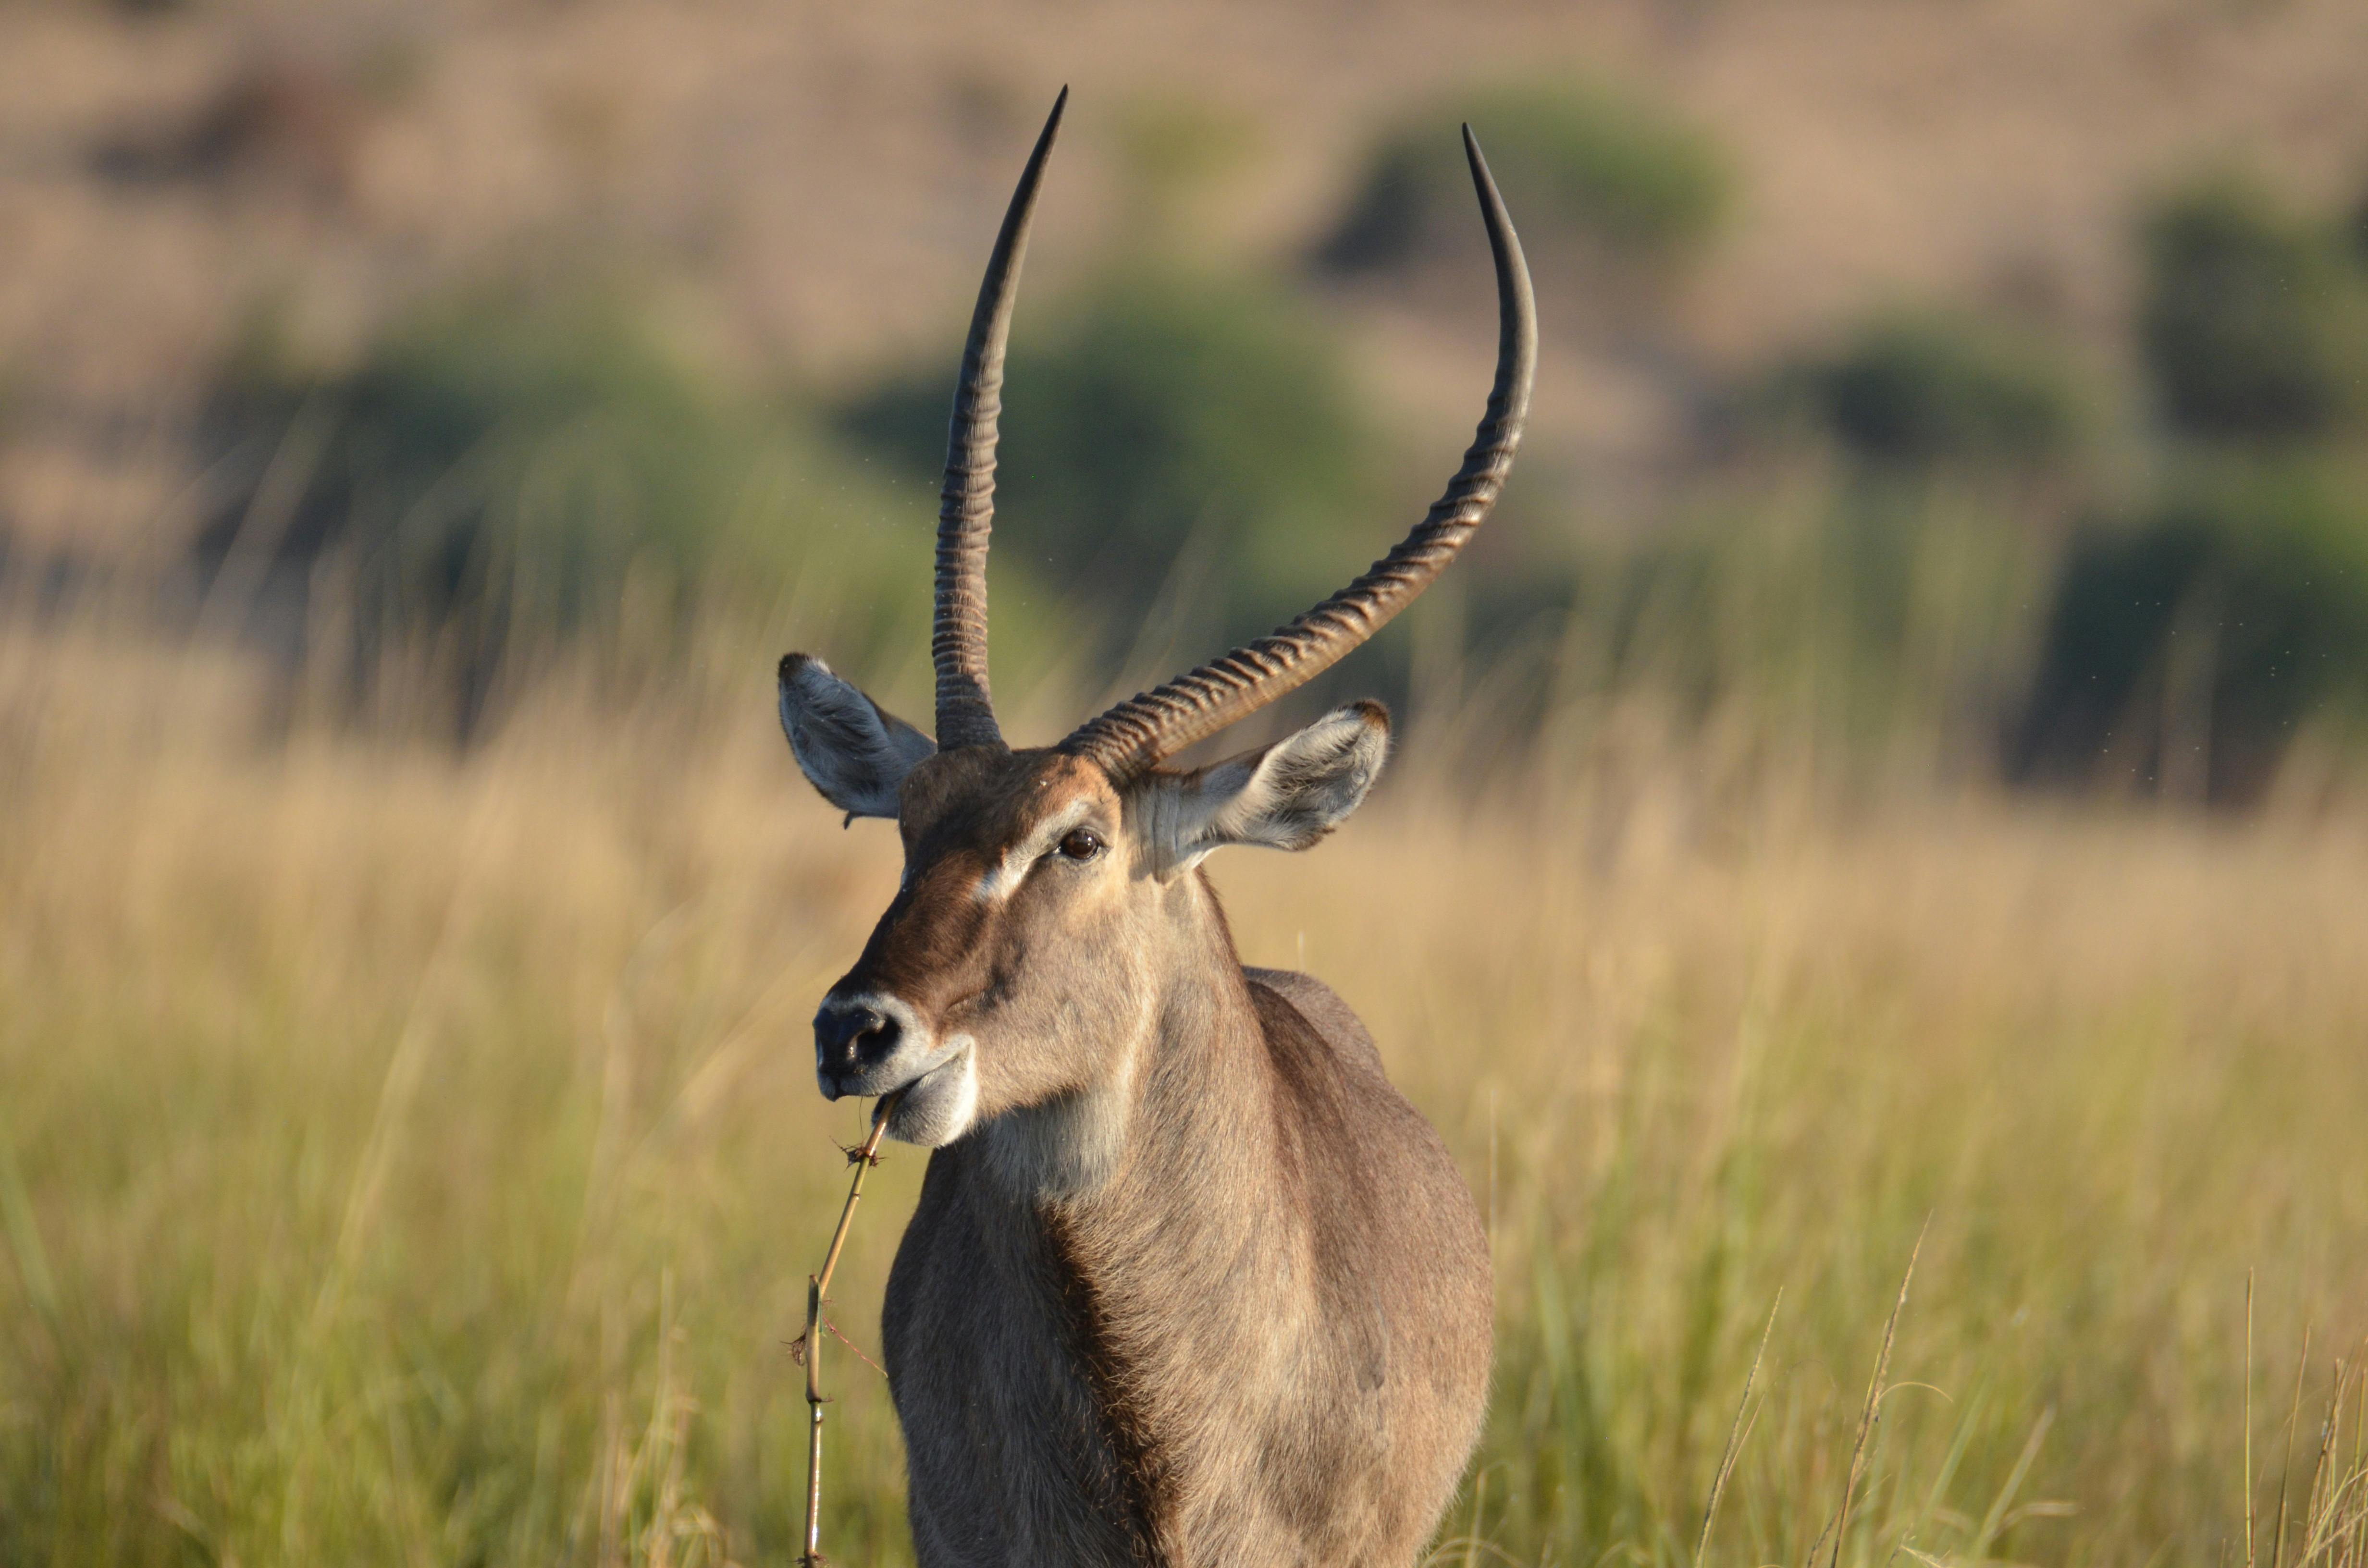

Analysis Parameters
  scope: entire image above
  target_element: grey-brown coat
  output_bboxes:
[775,88,1533,1567]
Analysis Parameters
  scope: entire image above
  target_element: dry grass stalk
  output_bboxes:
[2277,1326,2316,1568]
[2296,1351,2368,1568]
[1698,1288,1781,1566]
[793,1090,904,1568]
[1818,1220,1928,1568]
[2251,1273,2259,1568]
[2300,1358,2346,1567]
[1965,1404,2054,1566]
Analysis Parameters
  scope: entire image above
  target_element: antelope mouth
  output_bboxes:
[811,983,979,1144]
[886,1036,971,1098]
[815,989,974,1104]
[817,1029,967,1100]
[877,1038,980,1147]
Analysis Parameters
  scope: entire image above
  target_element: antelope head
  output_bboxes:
[778,89,1534,1151]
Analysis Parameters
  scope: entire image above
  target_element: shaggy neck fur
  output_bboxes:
[881,866,1489,1567]
[973,874,1280,1543]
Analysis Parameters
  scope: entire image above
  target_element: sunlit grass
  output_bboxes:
[2,619,2365,1566]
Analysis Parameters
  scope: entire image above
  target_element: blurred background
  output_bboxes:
[5,1,2368,1565]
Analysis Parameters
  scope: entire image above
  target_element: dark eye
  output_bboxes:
[1056,829,1105,863]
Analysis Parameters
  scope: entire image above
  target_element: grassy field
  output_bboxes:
[2,616,2365,1568]
[7,1,2368,1563]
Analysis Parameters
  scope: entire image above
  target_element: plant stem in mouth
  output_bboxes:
[799,1088,905,1568]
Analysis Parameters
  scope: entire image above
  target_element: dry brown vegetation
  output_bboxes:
[4,610,2367,1564]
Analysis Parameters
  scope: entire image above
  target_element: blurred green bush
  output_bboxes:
[836,271,1376,656]
[2012,456,2368,803]
[198,290,927,720]
[1315,79,1732,276]
[2003,169,2368,802]
[1784,310,2091,472]
[1538,476,2054,775]
[2138,173,2368,443]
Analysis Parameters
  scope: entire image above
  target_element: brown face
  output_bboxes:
[812,747,1156,1147]
[780,656,1397,1150]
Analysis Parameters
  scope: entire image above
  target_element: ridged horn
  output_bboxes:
[934,87,1067,751]
[1061,124,1536,782]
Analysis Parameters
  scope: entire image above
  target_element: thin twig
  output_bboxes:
[1699,1287,1781,1566]
[805,1317,895,1383]
[2249,1273,2259,1568]
[799,1090,904,1568]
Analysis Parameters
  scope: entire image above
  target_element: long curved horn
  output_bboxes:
[934,87,1067,751]
[1061,125,1536,782]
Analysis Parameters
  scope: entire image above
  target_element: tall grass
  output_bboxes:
[2,605,2366,1566]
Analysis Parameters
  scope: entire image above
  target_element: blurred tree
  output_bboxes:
[1314,79,1732,281]
[2138,173,2368,443]
[837,271,1375,656]
[197,288,925,725]
[1789,309,2092,472]
[2011,456,2368,804]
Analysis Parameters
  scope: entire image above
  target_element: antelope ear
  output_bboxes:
[1141,701,1391,878]
[777,654,936,821]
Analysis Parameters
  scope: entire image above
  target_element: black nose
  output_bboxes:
[814,999,900,1077]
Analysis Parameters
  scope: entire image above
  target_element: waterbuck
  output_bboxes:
[775,89,1534,1567]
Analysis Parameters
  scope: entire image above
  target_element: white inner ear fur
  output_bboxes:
[1139,701,1391,879]
[777,654,936,820]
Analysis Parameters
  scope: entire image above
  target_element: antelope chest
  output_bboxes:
[876,1084,1488,1568]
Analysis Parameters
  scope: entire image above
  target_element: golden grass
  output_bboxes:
[2,617,2366,1566]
